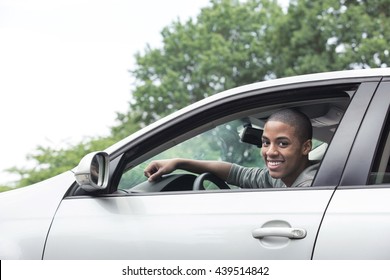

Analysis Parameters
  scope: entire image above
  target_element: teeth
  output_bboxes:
[268,161,281,166]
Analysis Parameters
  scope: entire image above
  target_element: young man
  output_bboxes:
[144,109,319,188]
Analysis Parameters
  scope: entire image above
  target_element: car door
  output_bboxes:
[42,79,378,260]
[313,80,390,259]
[45,188,334,259]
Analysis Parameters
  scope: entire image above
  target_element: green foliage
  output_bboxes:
[0,185,13,192]
[6,136,117,188]
[3,0,389,191]
[130,0,284,124]
[130,0,390,124]
[271,0,390,76]
[110,111,142,141]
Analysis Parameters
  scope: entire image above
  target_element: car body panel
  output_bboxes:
[43,189,334,259]
[0,171,75,259]
[313,79,390,259]
[313,188,390,259]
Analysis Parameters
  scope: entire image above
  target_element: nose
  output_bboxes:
[265,143,279,157]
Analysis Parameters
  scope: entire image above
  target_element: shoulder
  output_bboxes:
[291,161,320,187]
[308,160,320,173]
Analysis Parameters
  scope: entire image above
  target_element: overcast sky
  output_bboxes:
[0,0,288,185]
[0,0,214,184]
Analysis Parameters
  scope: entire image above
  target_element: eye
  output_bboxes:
[261,139,270,147]
[278,140,290,148]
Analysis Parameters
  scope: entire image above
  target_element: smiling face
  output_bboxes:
[261,120,312,187]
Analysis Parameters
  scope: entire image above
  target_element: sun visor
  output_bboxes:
[311,106,343,127]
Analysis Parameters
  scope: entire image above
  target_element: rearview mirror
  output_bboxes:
[240,125,263,147]
[74,151,110,192]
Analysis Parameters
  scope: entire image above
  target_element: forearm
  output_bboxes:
[174,158,232,181]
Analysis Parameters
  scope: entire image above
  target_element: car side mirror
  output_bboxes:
[74,151,110,192]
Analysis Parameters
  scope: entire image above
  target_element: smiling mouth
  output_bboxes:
[267,160,283,168]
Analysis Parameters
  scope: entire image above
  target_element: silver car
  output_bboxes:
[1,68,390,259]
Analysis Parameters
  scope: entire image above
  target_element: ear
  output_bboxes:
[302,139,312,156]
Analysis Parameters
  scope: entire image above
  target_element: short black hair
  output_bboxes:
[266,109,312,142]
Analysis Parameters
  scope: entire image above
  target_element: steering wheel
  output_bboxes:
[193,172,230,190]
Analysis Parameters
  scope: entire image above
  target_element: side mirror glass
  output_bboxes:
[74,151,110,192]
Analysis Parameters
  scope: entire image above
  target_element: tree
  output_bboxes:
[130,0,284,125]
[270,0,390,76]
[129,0,390,124]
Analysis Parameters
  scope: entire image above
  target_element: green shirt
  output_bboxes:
[226,161,320,188]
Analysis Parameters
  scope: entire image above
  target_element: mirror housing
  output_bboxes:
[74,151,110,192]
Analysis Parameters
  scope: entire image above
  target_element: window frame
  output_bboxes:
[109,83,365,194]
[339,80,390,187]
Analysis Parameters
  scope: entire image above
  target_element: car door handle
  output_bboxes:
[252,227,307,239]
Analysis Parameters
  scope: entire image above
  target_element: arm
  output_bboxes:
[144,158,232,182]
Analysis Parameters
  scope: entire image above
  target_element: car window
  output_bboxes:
[118,119,266,190]
[368,118,390,184]
[116,85,355,193]
[118,114,329,191]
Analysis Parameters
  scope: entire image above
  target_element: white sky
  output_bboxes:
[0,0,289,185]
[0,0,213,184]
